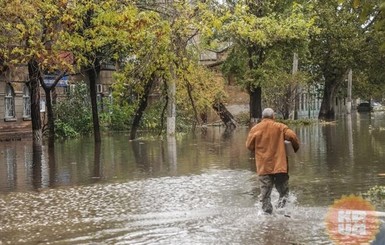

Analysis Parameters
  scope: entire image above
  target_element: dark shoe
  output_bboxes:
[262,208,273,215]
[277,198,287,209]
[262,202,273,215]
[262,211,272,216]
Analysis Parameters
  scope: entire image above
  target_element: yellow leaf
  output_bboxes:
[353,0,360,8]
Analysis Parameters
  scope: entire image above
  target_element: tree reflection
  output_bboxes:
[3,147,16,191]
[322,123,341,168]
[346,114,354,161]
[48,144,57,187]
[221,127,235,140]
[93,142,102,181]
[132,140,150,172]
[32,145,43,190]
[167,136,177,175]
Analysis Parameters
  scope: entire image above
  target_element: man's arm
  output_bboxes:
[245,129,256,152]
[284,128,300,152]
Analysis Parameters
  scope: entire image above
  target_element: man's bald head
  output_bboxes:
[262,108,275,119]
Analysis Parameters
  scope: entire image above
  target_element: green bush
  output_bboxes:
[141,102,165,130]
[105,104,135,131]
[101,100,165,132]
[55,119,79,139]
[362,185,385,208]
[54,82,93,138]
[366,185,385,199]
[54,83,227,138]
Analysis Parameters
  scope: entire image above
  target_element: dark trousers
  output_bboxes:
[258,173,289,214]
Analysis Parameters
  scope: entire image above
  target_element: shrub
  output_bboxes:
[105,103,135,131]
[54,82,93,138]
[362,185,385,208]
[54,119,79,139]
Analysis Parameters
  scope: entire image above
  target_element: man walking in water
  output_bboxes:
[246,108,300,214]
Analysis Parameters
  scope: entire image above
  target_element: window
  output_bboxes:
[97,84,103,93]
[97,93,103,112]
[40,99,46,113]
[23,85,31,118]
[66,84,76,95]
[108,87,113,113]
[5,83,15,120]
[108,87,113,104]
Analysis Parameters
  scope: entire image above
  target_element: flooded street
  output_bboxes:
[1,112,385,244]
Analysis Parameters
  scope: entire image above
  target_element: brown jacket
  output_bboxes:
[246,118,300,175]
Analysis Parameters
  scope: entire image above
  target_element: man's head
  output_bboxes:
[262,108,275,119]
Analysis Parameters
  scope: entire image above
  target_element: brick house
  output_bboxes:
[0,66,32,141]
[0,64,115,141]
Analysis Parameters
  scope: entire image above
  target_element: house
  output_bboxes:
[0,63,115,141]
[0,66,32,141]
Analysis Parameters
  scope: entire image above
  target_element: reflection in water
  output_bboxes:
[1,114,385,244]
[5,147,16,190]
[346,114,354,160]
[290,113,385,206]
[32,145,44,190]
[93,142,102,181]
[221,127,235,140]
[167,136,177,175]
[0,142,34,192]
[48,145,57,187]
[32,145,53,190]
[132,140,150,172]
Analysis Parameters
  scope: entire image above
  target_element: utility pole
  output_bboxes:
[167,68,176,136]
[346,69,352,114]
[292,53,299,119]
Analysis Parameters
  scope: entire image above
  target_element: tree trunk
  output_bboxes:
[212,101,236,129]
[249,86,262,122]
[158,78,168,136]
[28,59,42,148]
[167,75,176,137]
[40,72,66,147]
[281,86,292,120]
[318,64,346,120]
[130,75,155,140]
[318,79,339,120]
[43,87,55,146]
[186,80,201,127]
[246,44,264,124]
[87,62,101,143]
[83,9,101,143]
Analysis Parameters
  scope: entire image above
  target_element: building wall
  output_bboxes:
[0,66,32,141]
[0,63,118,140]
[297,92,322,119]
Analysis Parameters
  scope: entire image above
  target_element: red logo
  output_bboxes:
[325,195,380,244]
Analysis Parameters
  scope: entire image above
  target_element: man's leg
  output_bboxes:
[274,173,289,209]
[258,175,274,214]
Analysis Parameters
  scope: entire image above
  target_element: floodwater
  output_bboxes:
[1,112,385,244]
